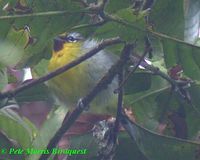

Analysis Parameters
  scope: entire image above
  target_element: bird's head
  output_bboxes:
[53,32,84,52]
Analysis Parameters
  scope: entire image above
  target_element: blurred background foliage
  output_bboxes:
[0,0,200,160]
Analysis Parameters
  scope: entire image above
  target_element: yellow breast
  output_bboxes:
[48,40,117,113]
[48,42,91,105]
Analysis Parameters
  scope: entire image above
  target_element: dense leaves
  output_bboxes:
[0,0,200,160]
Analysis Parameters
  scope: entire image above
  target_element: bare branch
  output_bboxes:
[0,37,123,101]
[70,19,106,31]
[39,43,135,160]
[115,38,152,93]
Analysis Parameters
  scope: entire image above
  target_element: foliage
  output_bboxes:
[0,0,199,160]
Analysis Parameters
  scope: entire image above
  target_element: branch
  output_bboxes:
[130,56,200,116]
[130,55,200,115]
[103,12,200,50]
[115,38,152,93]
[113,67,124,143]
[39,43,135,160]
[70,19,106,31]
[0,37,123,100]
[130,55,181,87]
[0,10,89,20]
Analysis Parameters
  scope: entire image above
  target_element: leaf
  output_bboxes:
[148,0,200,83]
[29,106,68,160]
[0,39,24,67]
[105,0,132,13]
[0,0,84,67]
[115,133,147,160]
[161,39,200,81]
[68,132,147,160]
[0,108,36,149]
[94,8,146,42]
[184,0,200,43]
[0,131,25,160]
[124,74,200,139]
[15,82,51,103]
[150,0,184,39]
[122,115,200,160]
[33,59,49,76]
[124,72,152,95]
[0,68,8,91]
[67,133,98,160]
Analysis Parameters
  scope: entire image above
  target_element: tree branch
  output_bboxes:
[39,43,135,160]
[103,12,200,50]
[0,37,123,100]
[70,19,106,31]
[115,38,152,93]
[113,67,124,143]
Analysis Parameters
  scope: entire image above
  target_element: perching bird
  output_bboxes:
[48,32,118,113]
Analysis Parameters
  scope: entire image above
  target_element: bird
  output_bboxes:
[47,32,118,113]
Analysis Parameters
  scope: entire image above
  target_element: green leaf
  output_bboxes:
[105,0,132,13]
[0,68,8,91]
[0,131,25,160]
[124,72,151,95]
[94,21,143,42]
[0,40,24,67]
[124,74,200,139]
[122,116,200,160]
[68,133,98,160]
[161,38,179,68]
[161,38,200,81]
[29,106,68,160]
[15,83,51,103]
[94,8,146,42]
[0,108,36,149]
[115,133,147,160]
[176,44,200,80]
[0,0,84,67]
[150,0,184,39]
[68,132,147,160]
[184,0,200,43]
[33,59,49,77]
[124,75,169,130]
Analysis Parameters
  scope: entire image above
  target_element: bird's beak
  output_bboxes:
[53,36,65,52]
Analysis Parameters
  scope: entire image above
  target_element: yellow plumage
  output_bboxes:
[48,33,117,113]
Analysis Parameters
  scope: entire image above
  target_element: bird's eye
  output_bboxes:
[66,36,77,42]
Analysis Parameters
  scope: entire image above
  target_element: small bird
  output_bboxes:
[48,32,117,113]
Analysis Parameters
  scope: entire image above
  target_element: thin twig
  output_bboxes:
[70,20,106,31]
[0,10,90,20]
[130,56,200,116]
[0,37,123,100]
[144,64,178,86]
[115,39,152,93]
[113,67,124,143]
[39,43,135,160]
[104,12,200,50]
